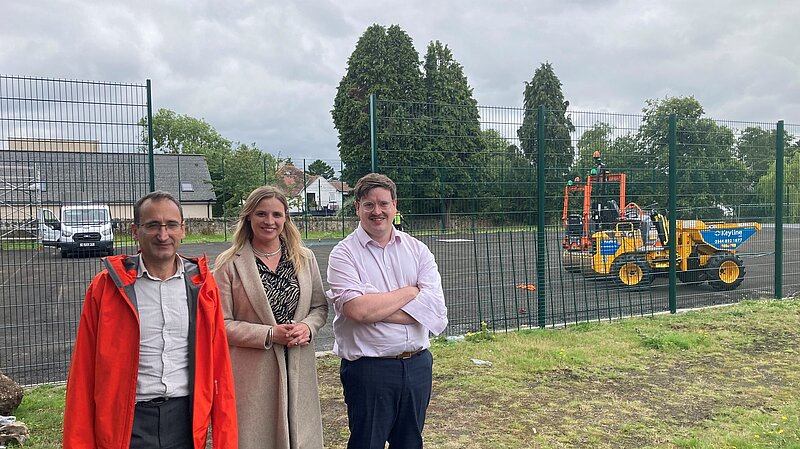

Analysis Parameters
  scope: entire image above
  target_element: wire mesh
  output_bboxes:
[375,100,793,336]
[0,76,149,385]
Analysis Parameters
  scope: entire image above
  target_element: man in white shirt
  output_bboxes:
[327,173,448,449]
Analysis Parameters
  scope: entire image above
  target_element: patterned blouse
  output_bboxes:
[255,249,300,324]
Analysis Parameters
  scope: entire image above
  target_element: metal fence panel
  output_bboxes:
[0,76,149,384]
[374,99,795,335]
[2,80,797,385]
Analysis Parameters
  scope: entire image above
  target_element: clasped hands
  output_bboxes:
[273,322,311,347]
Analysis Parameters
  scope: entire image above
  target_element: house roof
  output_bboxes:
[0,150,216,205]
[274,164,351,196]
[329,180,352,193]
[275,164,308,196]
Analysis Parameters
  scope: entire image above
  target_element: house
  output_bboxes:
[275,164,351,214]
[0,150,216,220]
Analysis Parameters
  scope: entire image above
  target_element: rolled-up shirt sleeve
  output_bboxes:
[326,244,380,310]
[401,246,448,335]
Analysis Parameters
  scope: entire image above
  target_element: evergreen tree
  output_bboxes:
[307,159,335,179]
[332,24,424,186]
[517,62,575,214]
[421,40,484,221]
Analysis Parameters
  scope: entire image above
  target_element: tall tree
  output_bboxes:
[332,24,424,186]
[420,40,484,221]
[517,62,575,214]
[635,96,747,219]
[307,159,335,179]
[736,126,795,181]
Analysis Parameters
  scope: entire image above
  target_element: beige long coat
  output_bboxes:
[215,243,328,449]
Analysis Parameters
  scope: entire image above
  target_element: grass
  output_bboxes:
[12,299,800,448]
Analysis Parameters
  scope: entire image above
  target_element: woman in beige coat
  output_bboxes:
[214,186,328,449]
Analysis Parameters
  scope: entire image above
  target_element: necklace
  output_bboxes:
[252,245,281,258]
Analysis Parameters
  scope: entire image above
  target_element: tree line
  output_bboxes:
[332,24,798,224]
[141,23,799,224]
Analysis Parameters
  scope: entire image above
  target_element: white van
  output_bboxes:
[39,204,114,258]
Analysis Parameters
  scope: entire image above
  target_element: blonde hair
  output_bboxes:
[213,186,308,272]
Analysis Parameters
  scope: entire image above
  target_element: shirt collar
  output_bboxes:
[355,225,401,248]
[138,256,185,281]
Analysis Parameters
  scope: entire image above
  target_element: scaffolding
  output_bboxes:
[0,163,43,245]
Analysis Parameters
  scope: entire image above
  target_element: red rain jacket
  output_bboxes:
[63,254,237,448]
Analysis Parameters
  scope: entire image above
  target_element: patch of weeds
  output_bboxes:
[634,327,708,351]
[465,321,495,343]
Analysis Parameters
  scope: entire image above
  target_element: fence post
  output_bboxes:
[668,114,677,314]
[302,158,309,239]
[221,156,228,241]
[775,120,785,299]
[370,94,378,172]
[146,79,155,192]
[536,105,546,328]
[439,167,446,231]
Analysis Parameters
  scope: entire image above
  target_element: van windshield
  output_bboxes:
[63,209,110,225]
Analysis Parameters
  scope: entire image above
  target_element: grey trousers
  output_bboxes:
[130,396,192,449]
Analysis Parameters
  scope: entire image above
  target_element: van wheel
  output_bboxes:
[107,247,115,256]
[61,250,69,258]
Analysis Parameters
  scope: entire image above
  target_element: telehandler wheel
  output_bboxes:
[707,252,745,291]
[611,254,653,288]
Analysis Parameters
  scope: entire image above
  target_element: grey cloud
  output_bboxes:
[2,0,799,162]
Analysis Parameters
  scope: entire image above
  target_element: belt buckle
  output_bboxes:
[398,350,416,359]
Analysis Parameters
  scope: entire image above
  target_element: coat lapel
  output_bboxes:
[233,242,277,325]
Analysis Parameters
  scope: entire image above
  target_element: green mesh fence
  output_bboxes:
[1,80,796,384]
[0,76,150,385]
[373,99,795,336]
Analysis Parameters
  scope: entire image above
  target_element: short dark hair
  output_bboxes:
[353,173,397,201]
[133,191,184,224]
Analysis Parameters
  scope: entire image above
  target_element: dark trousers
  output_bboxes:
[130,396,192,449]
[340,349,433,449]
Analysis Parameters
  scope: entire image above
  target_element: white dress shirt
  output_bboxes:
[134,257,191,401]
[327,226,448,361]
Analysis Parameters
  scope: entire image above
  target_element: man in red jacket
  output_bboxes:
[63,191,238,448]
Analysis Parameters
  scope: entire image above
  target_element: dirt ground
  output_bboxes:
[316,309,800,449]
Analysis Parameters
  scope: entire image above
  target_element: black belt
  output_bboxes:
[137,396,185,405]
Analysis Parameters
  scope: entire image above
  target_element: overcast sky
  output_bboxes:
[3,0,799,162]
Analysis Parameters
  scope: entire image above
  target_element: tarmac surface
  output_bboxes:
[2,226,799,385]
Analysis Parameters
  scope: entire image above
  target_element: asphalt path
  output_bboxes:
[2,226,798,385]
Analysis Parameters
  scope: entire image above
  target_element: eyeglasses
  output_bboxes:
[359,201,394,212]
[137,221,184,233]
